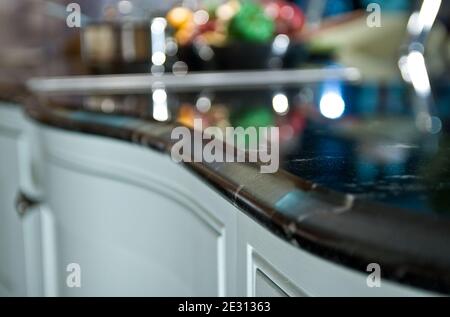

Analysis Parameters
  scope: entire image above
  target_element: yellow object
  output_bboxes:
[200,31,227,47]
[175,23,195,45]
[167,7,194,29]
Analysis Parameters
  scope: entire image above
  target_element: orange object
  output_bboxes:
[167,7,194,29]
[177,104,196,127]
[175,23,196,45]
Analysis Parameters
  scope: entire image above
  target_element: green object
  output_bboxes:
[230,106,274,150]
[231,106,274,128]
[229,2,274,43]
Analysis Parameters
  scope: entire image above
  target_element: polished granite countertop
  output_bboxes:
[2,77,450,294]
[283,121,450,215]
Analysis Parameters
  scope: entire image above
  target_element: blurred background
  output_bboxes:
[1,0,448,78]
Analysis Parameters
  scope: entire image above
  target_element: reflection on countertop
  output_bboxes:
[30,77,450,215]
[283,121,450,215]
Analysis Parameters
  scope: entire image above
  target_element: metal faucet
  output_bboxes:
[400,0,443,134]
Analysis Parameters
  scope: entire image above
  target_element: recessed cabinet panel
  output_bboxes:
[247,247,306,297]
[255,269,289,297]
[46,162,225,296]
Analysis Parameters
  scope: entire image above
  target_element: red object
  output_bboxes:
[276,109,306,142]
[198,21,217,34]
[289,109,306,133]
[264,1,305,36]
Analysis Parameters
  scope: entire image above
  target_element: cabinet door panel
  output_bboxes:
[46,162,225,296]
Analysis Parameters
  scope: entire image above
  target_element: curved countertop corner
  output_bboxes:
[18,98,450,295]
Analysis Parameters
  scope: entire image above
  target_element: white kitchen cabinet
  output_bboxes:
[0,104,43,296]
[38,126,238,296]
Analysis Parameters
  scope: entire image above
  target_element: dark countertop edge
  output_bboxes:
[183,162,450,294]
[21,100,450,295]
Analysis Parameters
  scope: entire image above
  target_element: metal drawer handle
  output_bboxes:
[15,191,40,217]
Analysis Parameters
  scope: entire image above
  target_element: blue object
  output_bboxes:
[323,0,353,17]
[360,0,412,12]
[295,0,412,18]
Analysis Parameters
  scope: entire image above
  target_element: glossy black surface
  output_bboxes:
[30,77,450,217]
[282,119,450,215]
[175,79,450,216]
[279,82,450,216]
